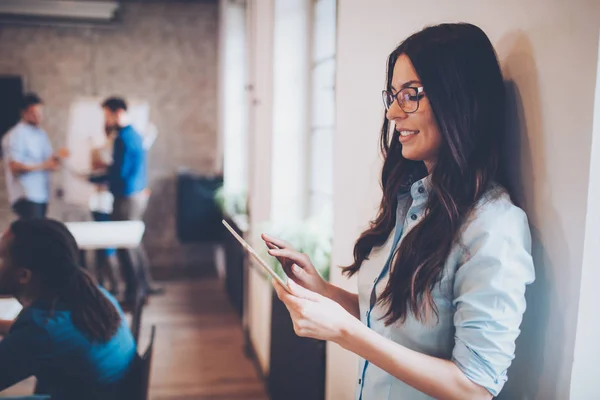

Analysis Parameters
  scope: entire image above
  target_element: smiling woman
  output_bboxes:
[382,58,443,170]
[264,22,535,400]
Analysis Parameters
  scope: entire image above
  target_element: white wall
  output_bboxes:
[247,0,275,230]
[246,0,275,375]
[329,1,600,399]
[570,33,600,400]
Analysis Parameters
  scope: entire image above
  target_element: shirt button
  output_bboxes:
[418,187,425,194]
[410,214,417,221]
[358,378,362,384]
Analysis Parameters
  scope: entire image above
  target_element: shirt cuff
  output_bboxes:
[452,337,507,397]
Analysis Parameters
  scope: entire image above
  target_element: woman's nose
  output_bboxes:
[385,100,408,121]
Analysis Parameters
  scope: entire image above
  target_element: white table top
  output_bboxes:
[65,220,145,250]
[0,298,22,320]
[0,222,143,322]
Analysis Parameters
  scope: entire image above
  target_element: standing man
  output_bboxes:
[93,97,161,308]
[2,93,68,219]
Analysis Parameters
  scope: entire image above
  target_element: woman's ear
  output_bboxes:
[17,268,33,285]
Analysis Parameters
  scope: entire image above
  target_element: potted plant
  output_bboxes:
[214,187,248,221]
[254,218,331,283]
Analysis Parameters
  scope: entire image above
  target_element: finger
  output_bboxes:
[261,234,290,249]
[282,264,310,284]
[272,278,287,298]
[290,263,309,280]
[287,279,322,302]
[288,308,303,321]
[291,320,306,337]
[281,263,295,278]
[272,279,305,309]
[265,242,279,250]
[267,248,307,267]
[288,310,314,339]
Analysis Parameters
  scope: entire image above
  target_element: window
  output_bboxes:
[221,0,248,209]
[307,0,336,226]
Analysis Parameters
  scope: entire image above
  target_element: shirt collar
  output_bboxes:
[409,175,432,200]
[19,121,41,131]
[396,162,429,198]
[28,296,68,311]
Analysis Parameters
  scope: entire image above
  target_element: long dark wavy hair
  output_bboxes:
[342,23,507,324]
[9,219,121,342]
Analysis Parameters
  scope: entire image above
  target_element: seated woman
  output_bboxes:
[0,218,137,400]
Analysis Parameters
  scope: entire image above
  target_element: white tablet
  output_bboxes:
[222,220,290,293]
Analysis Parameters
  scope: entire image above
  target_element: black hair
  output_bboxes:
[21,93,43,112]
[101,97,128,112]
[9,219,121,342]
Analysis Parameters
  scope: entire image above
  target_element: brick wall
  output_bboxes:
[0,2,220,272]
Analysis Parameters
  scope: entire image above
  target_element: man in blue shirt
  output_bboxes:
[2,93,69,219]
[93,97,162,307]
[0,218,137,400]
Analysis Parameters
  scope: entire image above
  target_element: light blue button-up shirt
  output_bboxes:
[2,122,53,205]
[356,176,535,399]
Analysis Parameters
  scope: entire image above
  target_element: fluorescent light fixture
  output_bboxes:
[0,0,119,22]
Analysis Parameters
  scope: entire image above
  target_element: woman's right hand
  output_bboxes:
[261,233,328,297]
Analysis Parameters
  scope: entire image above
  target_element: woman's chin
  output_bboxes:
[401,148,422,161]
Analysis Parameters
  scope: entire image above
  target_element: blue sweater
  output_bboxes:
[0,289,137,400]
[92,125,147,197]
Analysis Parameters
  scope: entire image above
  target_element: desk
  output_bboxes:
[0,298,22,320]
[65,221,145,250]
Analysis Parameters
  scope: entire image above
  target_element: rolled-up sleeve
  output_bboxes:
[4,130,26,163]
[452,206,535,396]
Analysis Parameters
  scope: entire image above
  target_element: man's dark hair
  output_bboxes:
[21,93,43,112]
[101,97,128,112]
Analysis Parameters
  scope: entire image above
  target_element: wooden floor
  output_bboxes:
[1,277,269,400]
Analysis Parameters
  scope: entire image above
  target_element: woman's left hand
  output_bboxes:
[273,278,359,343]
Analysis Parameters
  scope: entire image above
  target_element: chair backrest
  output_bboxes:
[138,325,156,400]
[122,325,156,400]
[130,296,145,344]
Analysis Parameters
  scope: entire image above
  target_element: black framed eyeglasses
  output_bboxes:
[381,86,425,113]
